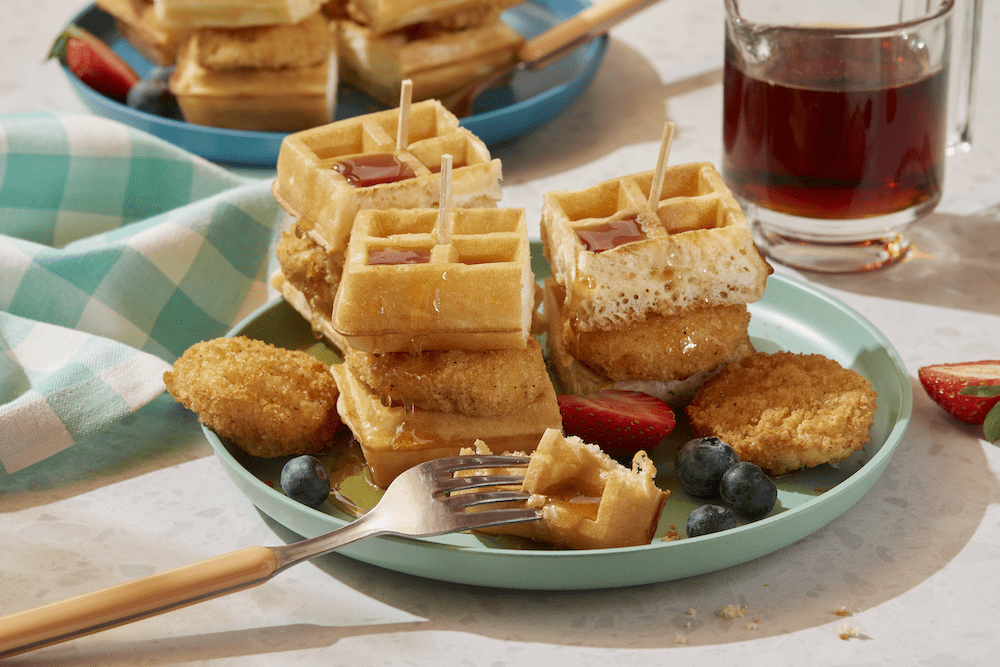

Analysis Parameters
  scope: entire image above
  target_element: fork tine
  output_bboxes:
[443,489,531,510]
[427,455,531,475]
[451,507,541,531]
[435,474,525,494]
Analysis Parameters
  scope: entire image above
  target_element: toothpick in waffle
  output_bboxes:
[331,206,533,353]
[272,99,502,255]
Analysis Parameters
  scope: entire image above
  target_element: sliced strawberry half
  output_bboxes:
[918,361,1000,429]
[49,26,140,101]
[557,389,675,458]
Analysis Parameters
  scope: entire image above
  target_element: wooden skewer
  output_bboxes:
[396,79,413,150]
[647,121,675,211]
[438,153,453,245]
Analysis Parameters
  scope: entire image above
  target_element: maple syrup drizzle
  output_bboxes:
[575,216,645,252]
[367,248,431,265]
[333,153,416,187]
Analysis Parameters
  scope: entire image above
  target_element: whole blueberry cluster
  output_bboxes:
[675,437,777,538]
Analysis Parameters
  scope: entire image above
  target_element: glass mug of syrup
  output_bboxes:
[722,0,981,273]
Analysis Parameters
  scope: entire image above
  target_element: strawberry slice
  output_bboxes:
[918,361,1000,436]
[49,26,140,101]
[557,390,675,458]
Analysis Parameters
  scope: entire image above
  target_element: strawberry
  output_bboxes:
[557,389,675,458]
[49,26,140,101]
[918,361,1000,442]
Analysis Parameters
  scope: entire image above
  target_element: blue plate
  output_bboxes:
[60,1,608,168]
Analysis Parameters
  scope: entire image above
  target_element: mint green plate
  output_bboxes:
[205,245,912,590]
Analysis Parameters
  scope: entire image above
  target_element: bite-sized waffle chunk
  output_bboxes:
[154,0,325,27]
[541,162,772,333]
[337,18,523,110]
[344,0,523,34]
[332,207,533,353]
[169,14,337,132]
[272,99,502,253]
[330,362,560,488]
[464,430,669,549]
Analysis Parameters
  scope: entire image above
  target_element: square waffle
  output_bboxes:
[330,362,561,488]
[463,430,669,549]
[272,99,502,253]
[337,18,523,109]
[96,0,192,64]
[154,0,325,27]
[332,206,533,353]
[541,162,771,333]
[169,14,337,132]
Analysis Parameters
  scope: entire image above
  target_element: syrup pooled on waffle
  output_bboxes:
[271,99,502,254]
[332,205,533,354]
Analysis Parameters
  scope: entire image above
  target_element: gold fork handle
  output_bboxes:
[0,546,279,659]
[519,0,666,65]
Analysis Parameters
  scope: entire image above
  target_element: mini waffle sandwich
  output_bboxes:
[462,429,669,549]
[335,0,524,111]
[541,161,772,405]
[169,11,337,132]
[270,99,503,336]
[329,204,561,488]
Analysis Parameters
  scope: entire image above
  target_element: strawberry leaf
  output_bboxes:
[959,385,1000,398]
[984,403,1000,443]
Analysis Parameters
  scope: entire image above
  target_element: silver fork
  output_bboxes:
[0,455,537,659]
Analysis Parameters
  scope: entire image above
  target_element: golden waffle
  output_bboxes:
[332,207,533,353]
[154,0,325,27]
[344,0,522,35]
[463,430,669,550]
[541,162,772,333]
[337,18,523,110]
[330,362,561,488]
[272,99,502,254]
[169,16,337,132]
[96,0,192,64]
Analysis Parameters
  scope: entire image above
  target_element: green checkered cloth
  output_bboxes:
[1,112,284,475]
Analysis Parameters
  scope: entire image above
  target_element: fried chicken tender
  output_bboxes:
[164,336,342,458]
[686,351,877,476]
[342,339,549,417]
[572,304,753,382]
[275,224,342,318]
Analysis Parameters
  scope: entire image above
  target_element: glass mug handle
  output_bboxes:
[948,0,982,154]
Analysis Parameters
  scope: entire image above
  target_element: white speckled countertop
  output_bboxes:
[3,0,1000,665]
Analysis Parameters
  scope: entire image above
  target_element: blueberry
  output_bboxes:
[126,66,182,118]
[720,461,777,521]
[280,455,331,508]
[685,504,739,537]
[675,436,740,497]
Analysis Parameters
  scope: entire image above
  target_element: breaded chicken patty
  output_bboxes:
[342,339,549,417]
[686,351,877,475]
[571,304,753,382]
[164,336,342,458]
[275,224,342,318]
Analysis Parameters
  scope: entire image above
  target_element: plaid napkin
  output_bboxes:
[0,112,284,475]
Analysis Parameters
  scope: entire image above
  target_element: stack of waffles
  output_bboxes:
[270,99,560,487]
[99,0,339,131]
[541,161,773,405]
[333,0,525,110]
